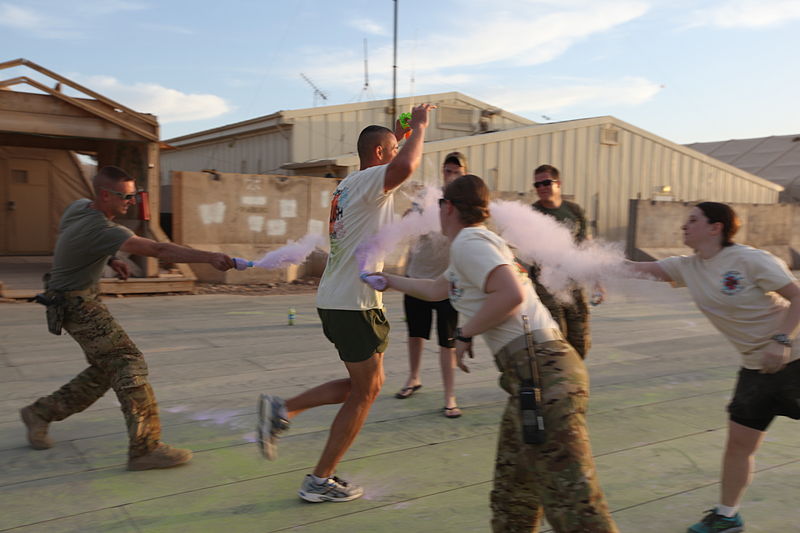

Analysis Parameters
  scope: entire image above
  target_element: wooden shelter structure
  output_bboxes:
[0,58,195,297]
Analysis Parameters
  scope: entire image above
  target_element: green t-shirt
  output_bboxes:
[47,199,134,291]
[532,200,586,243]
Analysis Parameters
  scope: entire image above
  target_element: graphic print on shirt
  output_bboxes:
[328,187,350,257]
[447,271,463,301]
[721,270,745,295]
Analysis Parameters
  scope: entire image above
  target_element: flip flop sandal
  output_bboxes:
[395,384,422,399]
[443,406,462,418]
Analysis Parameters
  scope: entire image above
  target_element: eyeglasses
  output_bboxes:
[102,188,138,201]
[533,179,558,189]
[438,198,449,207]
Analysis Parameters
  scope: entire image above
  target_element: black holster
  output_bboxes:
[32,292,66,335]
[519,316,546,444]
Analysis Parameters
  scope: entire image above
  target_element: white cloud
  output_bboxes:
[0,3,80,38]
[348,17,387,36]
[488,76,663,115]
[0,0,146,38]
[79,75,231,123]
[690,0,800,28]
[297,1,649,91]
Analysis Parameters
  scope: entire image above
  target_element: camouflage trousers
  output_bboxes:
[490,338,617,533]
[535,284,591,359]
[31,290,161,458]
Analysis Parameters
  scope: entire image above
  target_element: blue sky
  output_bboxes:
[2,0,799,144]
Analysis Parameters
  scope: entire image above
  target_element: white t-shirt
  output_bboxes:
[444,226,558,354]
[658,244,800,369]
[406,231,451,280]
[317,164,396,310]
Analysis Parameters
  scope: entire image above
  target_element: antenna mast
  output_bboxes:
[360,38,371,101]
[391,0,398,118]
[300,73,328,107]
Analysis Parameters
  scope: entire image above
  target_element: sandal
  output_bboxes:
[395,384,422,399]
[443,406,462,419]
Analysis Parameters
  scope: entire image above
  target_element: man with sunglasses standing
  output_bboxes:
[20,165,234,470]
[529,164,600,359]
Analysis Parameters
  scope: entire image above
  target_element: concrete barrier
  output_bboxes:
[628,199,799,268]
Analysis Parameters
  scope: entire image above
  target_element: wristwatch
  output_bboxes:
[454,327,472,343]
[770,334,792,347]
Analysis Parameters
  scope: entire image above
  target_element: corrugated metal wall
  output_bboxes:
[160,108,779,242]
[161,129,291,186]
[290,96,531,163]
[396,121,779,242]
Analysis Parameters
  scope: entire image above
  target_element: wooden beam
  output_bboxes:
[0,132,102,151]
[0,107,146,142]
[7,77,158,141]
[100,277,195,294]
[0,58,157,126]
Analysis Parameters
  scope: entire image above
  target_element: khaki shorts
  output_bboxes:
[317,308,390,363]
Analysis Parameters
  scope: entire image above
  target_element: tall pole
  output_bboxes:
[392,0,398,121]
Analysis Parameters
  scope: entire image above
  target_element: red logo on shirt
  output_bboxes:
[720,270,744,295]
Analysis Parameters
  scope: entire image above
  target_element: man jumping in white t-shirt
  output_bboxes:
[256,104,434,502]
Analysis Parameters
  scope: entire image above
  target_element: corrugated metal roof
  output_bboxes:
[319,116,782,193]
[164,91,536,146]
[687,135,800,201]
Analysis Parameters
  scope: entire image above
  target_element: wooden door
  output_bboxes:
[2,159,52,254]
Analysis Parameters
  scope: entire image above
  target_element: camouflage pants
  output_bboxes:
[535,284,591,359]
[490,338,617,533]
[31,291,161,458]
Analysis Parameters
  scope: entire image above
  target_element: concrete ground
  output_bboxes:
[1,279,797,532]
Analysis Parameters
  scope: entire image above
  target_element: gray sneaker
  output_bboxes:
[257,394,289,460]
[298,474,364,503]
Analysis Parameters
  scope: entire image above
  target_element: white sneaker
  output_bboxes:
[298,474,364,503]
[256,394,289,460]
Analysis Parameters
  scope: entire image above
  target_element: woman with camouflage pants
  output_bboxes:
[367,174,617,533]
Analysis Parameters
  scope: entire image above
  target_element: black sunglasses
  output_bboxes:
[102,188,138,201]
[533,179,558,189]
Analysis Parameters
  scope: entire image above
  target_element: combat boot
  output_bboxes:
[127,443,193,471]
[20,406,53,450]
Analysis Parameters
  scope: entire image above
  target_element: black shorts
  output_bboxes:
[403,294,458,348]
[727,359,800,431]
[317,308,390,363]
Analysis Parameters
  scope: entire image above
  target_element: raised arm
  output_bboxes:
[384,104,434,192]
[624,260,673,282]
[120,236,234,271]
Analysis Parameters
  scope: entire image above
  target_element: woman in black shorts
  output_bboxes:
[629,201,800,533]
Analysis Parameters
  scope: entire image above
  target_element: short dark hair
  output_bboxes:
[695,201,741,247]
[534,164,560,180]
[443,174,490,225]
[357,125,394,160]
[93,165,133,191]
[443,151,467,170]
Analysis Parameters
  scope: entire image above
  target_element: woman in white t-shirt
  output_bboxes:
[629,201,800,533]
[366,175,618,533]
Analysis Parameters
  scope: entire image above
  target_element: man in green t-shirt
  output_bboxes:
[20,166,234,471]
[529,164,601,359]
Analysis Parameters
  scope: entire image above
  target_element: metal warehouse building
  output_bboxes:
[161,92,782,242]
[687,134,800,204]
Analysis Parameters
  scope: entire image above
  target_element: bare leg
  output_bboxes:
[313,353,385,478]
[403,337,425,389]
[720,420,766,507]
[284,378,351,419]
[439,346,457,409]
